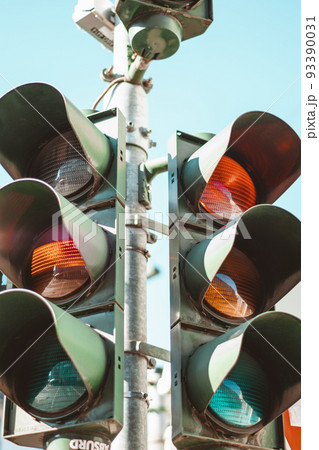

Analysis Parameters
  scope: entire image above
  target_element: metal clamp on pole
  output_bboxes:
[125,245,151,260]
[124,391,150,408]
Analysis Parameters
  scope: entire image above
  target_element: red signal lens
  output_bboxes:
[199,156,256,222]
[203,248,262,322]
[30,239,89,303]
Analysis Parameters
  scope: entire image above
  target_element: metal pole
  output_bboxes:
[104,17,150,450]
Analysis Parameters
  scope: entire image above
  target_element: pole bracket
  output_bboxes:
[125,214,169,236]
[125,340,171,364]
[125,341,156,368]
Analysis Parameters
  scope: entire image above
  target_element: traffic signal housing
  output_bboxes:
[0,178,124,313]
[177,204,300,329]
[169,111,300,229]
[0,289,123,432]
[0,83,126,447]
[186,312,300,433]
[171,312,300,449]
[0,82,126,207]
[115,0,213,60]
[168,112,301,448]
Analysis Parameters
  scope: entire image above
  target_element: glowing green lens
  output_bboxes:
[208,352,269,428]
[22,328,87,417]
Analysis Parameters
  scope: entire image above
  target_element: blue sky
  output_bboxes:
[0,0,300,446]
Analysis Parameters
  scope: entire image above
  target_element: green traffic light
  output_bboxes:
[185,311,300,435]
[0,289,110,421]
[22,328,87,418]
[208,351,269,429]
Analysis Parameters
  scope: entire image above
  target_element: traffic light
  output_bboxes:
[115,0,213,60]
[0,82,125,206]
[0,83,126,447]
[175,311,300,447]
[170,111,300,230]
[0,289,123,434]
[168,111,301,448]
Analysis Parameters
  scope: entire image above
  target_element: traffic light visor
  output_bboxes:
[182,111,300,225]
[0,289,109,420]
[0,179,112,305]
[0,83,112,199]
[184,205,300,325]
[186,312,301,433]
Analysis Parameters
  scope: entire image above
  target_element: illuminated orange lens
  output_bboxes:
[204,248,262,321]
[199,156,256,222]
[30,239,89,302]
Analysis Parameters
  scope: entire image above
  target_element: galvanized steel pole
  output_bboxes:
[104,17,150,450]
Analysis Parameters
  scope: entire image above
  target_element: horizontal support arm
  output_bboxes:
[143,156,168,183]
[126,340,171,362]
